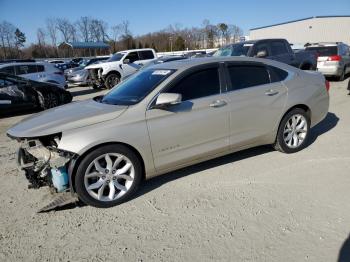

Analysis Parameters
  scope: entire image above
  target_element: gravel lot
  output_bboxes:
[0,79,349,262]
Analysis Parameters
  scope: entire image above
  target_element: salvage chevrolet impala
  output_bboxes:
[7,57,329,208]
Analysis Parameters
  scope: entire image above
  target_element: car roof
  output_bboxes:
[149,56,283,70]
[116,48,155,54]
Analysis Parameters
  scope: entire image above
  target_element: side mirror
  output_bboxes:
[154,93,182,108]
[123,59,130,64]
[256,50,267,58]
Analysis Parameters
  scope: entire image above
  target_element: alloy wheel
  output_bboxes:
[283,114,308,148]
[84,153,135,201]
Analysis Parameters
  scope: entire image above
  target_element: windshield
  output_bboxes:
[305,46,338,56]
[214,43,251,57]
[106,53,124,62]
[100,69,175,105]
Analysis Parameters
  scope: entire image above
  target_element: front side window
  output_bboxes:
[227,65,270,90]
[101,69,175,105]
[167,67,220,101]
[125,52,140,63]
[270,41,288,55]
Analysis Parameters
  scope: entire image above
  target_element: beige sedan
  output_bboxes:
[7,57,329,208]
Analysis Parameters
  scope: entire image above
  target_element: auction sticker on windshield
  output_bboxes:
[152,70,172,75]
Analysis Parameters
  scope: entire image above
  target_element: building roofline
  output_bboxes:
[250,15,350,31]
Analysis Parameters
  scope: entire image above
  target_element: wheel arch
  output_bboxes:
[274,104,311,140]
[68,141,146,193]
[105,70,121,79]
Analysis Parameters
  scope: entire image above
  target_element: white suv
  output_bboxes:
[85,48,157,89]
[0,62,66,88]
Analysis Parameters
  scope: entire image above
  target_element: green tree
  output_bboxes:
[14,28,26,48]
[174,36,185,51]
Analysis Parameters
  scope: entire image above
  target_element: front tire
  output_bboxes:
[104,73,120,89]
[274,108,310,153]
[74,145,142,208]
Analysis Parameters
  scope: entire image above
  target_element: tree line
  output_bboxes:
[0,17,243,59]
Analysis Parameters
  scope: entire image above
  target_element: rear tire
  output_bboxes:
[338,67,346,81]
[274,108,310,153]
[37,91,59,110]
[74,145,143,208]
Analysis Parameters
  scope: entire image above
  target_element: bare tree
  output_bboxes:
[46,18,58,46]
[56,18,73,42]
[76,16,91,42]
[36,27,47,57]
[0,21,16,58]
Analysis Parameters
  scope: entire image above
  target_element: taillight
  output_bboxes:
[327,55,341,61]
[325,80,330,92]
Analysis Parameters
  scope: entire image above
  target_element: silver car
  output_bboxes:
[7,57,329,208]
[306,42,350,81]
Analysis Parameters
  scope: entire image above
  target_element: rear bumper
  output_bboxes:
[317,66,342,76]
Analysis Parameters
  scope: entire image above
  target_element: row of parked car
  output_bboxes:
[1,38,349,116]
[73,38,350,91]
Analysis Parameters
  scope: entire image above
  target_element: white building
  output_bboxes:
[249,16,350,45]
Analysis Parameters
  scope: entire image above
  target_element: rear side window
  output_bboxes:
[252,43,270,56]
[168,68,220,101]
[305,46,337,56]
[37,65,45,72]
[268,66,288,82]
[139,50,154,60]
[0,66,15,75]
[15,65,38,75]
[270,41,288,55]
[227,65,270,90]
[125,52,140,63]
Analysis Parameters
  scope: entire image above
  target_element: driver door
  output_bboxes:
[146,64,230,172]
[121,52,142,77]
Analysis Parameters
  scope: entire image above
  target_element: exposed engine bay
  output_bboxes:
[88,68,105,88]
[16,134,74,192]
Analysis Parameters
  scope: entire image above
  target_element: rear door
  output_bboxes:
[138,50,156,66]
[223,62,288,148]
[146,64,230,172]
[0,77,33,112]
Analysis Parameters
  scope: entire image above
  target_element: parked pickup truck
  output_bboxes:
[85,48,157,89]
[214,39,317,70]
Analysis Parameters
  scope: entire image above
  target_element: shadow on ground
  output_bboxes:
[308,112,339,145]
[338,233,350,262]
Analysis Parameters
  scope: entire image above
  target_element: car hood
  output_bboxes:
[7,99,128,138]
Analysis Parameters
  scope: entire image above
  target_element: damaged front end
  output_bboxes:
[88,68,105,88]
[15,133,75,192]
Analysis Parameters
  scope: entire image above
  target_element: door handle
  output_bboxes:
[210,100,227,108]
[265,89,279,96]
